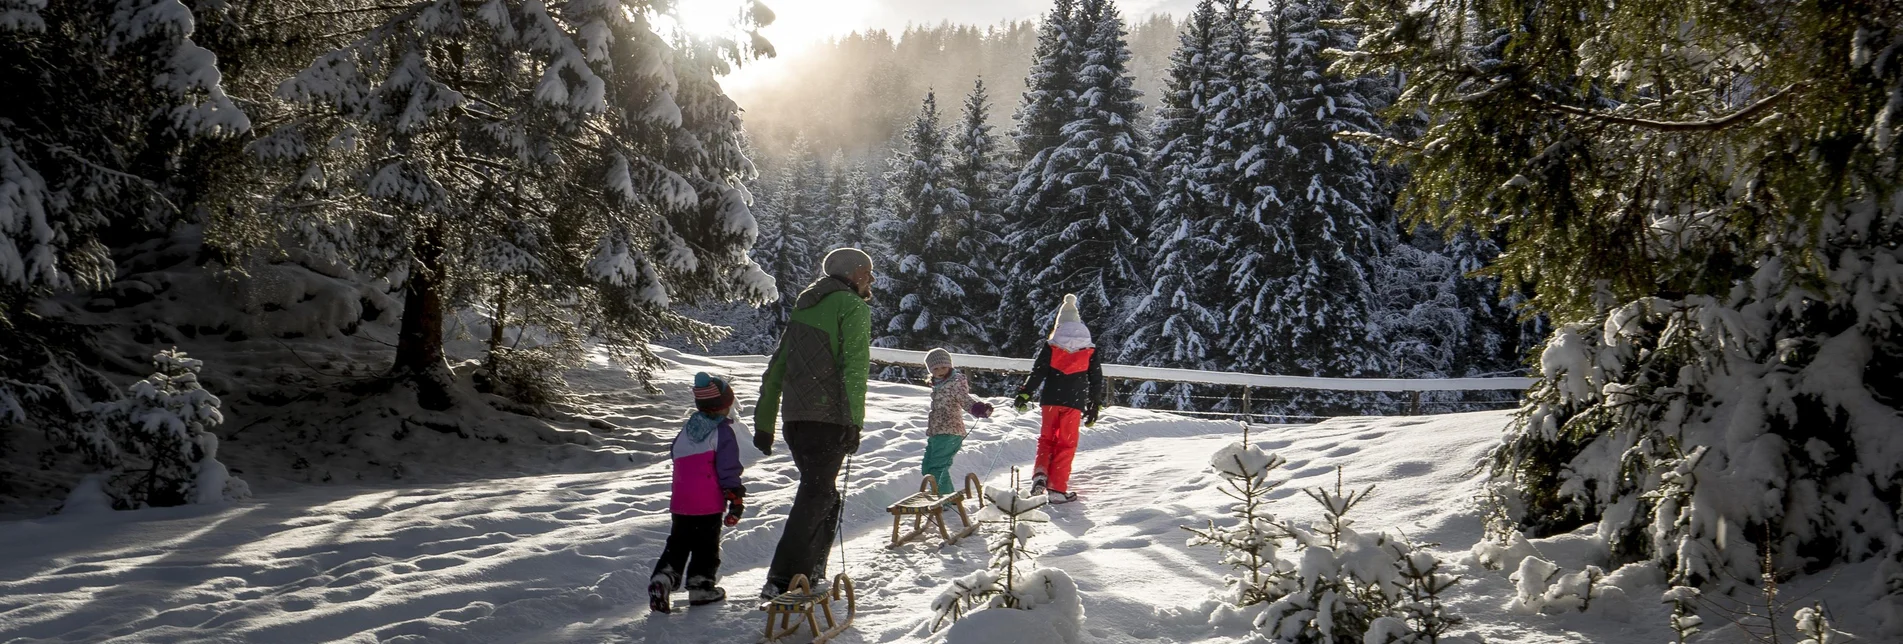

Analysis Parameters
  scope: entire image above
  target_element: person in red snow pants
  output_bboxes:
[1013,294,1105,503]
[1036,405,1083,493]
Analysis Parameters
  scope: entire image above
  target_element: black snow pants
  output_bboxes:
[765,421,855,588]
[651,512,723,587]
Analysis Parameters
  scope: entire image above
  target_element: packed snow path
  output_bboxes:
[0,352,1870,643]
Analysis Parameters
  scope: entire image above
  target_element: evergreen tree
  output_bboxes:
[1338,0,1903,587]
[948,79,1009,348]
[835,160,878,251]
[753,139,820,335]
[877,91,981,351]
[1003,0,1152,355]
[1008,0,1080,166]
[237,0,777,407]
[1217,0,1387,392]
[1124,0,1227,408]
[1,0,250,440]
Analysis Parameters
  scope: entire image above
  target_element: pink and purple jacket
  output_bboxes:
[670,412,744,515]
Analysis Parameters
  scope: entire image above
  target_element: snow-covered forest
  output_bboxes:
[705,0,1536,417]
[2,0,1900,642]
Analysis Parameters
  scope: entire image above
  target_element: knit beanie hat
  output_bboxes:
[822,247,874,279]
[693,372,734,414]
[924,348,953,371]
[1048,294,1094,349]
[1053,294,1082,327]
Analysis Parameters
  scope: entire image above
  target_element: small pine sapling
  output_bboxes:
[94,349,249,508]
[1391,545,1464,642]
[980,485,1051,609]
[1877,536,1903,635]
[1182,439,1292,606]
[931,479,1053,630]
[1794,603,1840,644]
[1258,468,1394,643]
[1664,586,1704,644]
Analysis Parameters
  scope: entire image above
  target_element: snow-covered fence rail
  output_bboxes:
[867,347,1536,415]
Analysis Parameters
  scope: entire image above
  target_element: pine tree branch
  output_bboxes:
[248,4,418,29]
[36,141,181,215]
[1537,84,1803,132]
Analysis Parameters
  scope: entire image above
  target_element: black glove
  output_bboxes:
[723,488,746,527]
[1084,405,1099,427]
[1013,392,1031,412]
[753,428,774,455]
[844,427,862,454]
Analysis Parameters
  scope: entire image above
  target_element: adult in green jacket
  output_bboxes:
[753,247,873,598]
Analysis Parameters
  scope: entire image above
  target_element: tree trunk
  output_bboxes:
[486,281,509,363]
[393,223,452,409]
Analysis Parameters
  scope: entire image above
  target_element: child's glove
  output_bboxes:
[1084,405,1099,427]
[1013,393,1031,413]
[970,402,994,419]
[723,489,745,527]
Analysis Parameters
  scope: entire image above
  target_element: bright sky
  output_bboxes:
[694,0,1197,91]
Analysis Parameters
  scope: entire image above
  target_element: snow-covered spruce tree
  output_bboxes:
[0,0,250,436]
[1002,0,1151,354]
[94,349,250,509]
[997,0,1081,354]
[1122,0,1226,409]
[1335,0,1903,589]
[876,91,977,353]
[238,0,776,408]
[1372,227,1524,379]
[831,158,879,251]
[1182,441,1292,606]
[1215,0,1389,416]
[819,150,858,250]
[1008,0,1080,169]
[753,136,822,336]
[945,79,1008,350]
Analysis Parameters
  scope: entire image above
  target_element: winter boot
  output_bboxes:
[687,577,726,606]
[1049,490,1078,504]
[648,574,673,614]
[760,579,786,600]
[1029,474,1048,497]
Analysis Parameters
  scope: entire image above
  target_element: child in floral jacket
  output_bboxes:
[649,373,746,613]
[923,348,992,495]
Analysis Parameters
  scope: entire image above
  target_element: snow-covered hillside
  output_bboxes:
[0,351,1878,643]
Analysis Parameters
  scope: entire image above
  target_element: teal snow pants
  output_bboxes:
[921,434,965,495]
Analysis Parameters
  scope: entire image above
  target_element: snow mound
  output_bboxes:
[939,605,1067,644]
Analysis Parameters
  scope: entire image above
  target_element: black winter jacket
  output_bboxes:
[1016,343,1104,411]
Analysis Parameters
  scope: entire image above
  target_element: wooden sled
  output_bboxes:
[886,473,986,549]
[761,573,856,643]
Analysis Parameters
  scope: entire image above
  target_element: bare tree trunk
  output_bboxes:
[486,280,509,365]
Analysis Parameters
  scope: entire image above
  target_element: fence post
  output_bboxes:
[1241,387,1253,444]
[1407,390,1421,416]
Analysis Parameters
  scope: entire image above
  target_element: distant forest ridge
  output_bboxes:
[731,15,1181,158]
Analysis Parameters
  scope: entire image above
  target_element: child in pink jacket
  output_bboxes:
[649,373,746,613]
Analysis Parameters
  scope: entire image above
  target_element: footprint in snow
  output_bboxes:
[1046,539,1091,557]
[1387,461,1434,477]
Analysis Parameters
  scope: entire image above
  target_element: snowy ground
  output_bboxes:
[0,350,1882,643]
